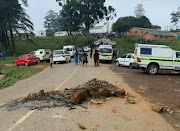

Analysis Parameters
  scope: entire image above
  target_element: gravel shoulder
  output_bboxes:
[110,65,180,131]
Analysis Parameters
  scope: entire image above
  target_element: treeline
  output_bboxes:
[112,16,161,34]
[0,0,33,56]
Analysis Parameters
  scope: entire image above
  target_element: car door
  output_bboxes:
[21,55,26,64]
[125,54,133,66]
[173,51,180,70]
[16,56,22,65]
[119,54,127,65]
[64,50,70,61]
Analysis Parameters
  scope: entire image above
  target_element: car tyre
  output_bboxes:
[129,63,134,69]
[25,62,29,66]
[116,61,120,67]
[14,62,18,66]
[147,64,158,75]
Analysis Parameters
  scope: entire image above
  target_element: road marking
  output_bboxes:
[7,66,79,131]
[55,66,79,90]
[7,110,35,131]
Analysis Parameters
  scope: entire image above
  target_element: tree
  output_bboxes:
[59,0,82,35]
[134,4,145,18]
[44,10,60,36]
[112,16,160,33]
[171,8,180,25]
[0,0,33,55]
[79,0,115,44]
[56,0,116,45]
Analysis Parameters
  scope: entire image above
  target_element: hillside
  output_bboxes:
[14,36,97,55]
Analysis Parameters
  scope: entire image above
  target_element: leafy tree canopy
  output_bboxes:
[112,16,161,33]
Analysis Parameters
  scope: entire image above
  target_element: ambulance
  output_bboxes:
[134,43,180,75]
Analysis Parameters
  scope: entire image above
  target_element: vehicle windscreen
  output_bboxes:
[53,51,63,55]
[99,48,112,53]
[65,48,72,51]
[28,54,35,58]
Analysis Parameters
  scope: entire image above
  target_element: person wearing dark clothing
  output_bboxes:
[90,48,93,58]
[94,50,99,66]
[82,51,88,67]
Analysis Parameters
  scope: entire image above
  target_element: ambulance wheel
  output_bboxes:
[147,64,158,75]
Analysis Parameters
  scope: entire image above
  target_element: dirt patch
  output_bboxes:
[4,64,14,67]
[90,101,103,108]
[31,64,48,69]
[110,66,180,131]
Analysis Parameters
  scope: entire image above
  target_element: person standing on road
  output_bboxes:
[82,50,88,67]
[50,53,53,68]
[74,49,79,66]
[90,48,93,58]
[78,49,83,65]
[94,50,99,66]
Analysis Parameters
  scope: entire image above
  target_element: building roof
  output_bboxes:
[90,26,103,30]
[148,31,174,37]
[133,27,159,31]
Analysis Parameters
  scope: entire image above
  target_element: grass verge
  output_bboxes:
[0,57,48,89]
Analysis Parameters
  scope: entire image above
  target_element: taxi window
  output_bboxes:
[176,52,180,58]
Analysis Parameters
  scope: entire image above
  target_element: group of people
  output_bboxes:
[74,48,99,67]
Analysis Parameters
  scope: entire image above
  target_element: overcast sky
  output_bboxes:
[25,0,180,31]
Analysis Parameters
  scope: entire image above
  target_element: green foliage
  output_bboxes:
[112,16,161,33]
[0,65,42,89]
[44,10,61,36]
[14,36,97,55]
[0,0,33,55]
[59,0,82,34]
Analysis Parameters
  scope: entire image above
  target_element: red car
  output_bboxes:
[14,54,39,66]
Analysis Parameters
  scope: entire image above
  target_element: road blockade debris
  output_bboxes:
[3,79,135,110]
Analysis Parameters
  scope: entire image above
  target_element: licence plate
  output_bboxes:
[33,60,36,62]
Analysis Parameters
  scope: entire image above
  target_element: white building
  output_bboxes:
[54,31,68,36]
[35,30,46,37]
[90,23,109,34]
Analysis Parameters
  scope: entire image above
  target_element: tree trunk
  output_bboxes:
[85,28,90,46]
[9,26,16,56]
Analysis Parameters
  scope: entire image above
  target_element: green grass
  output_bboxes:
[113,37,180,59]
[15,36,97,55]
[0,65,42,89]
[0,57,48,89]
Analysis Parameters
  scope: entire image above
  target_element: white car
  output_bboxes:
[116,53,137,69]
[109,41,116,47]
[63,45,75,58]
[83,46,91,52]
[53,50,71,64]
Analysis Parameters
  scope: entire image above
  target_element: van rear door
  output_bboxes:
[173,51,180,70]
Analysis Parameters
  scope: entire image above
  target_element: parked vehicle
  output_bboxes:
[116,53,138,69]
[109,41,116,48]
[14,54,39,66]
[77,48,83,53]
[30,51,36,55]
[134,43,180,75]
[34,49,51,61]
[63,45,75,57]
[53,50,71,64]
[83,46,91,52]
[98,45,113,62]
